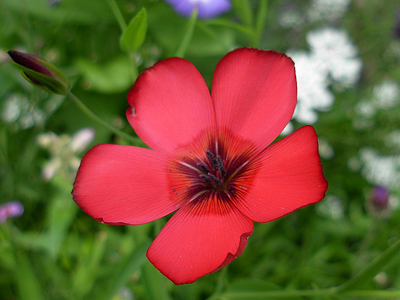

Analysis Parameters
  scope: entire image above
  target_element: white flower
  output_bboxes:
[307,0,352,22]
[318,137,335,159]
[307,27,362,87]
[317,195,344,219]
[37,128,95,181]
[1,93,45,130]
[372,80,400,109]
[287,27,362,124]
[359,148,400,189]
[385,130,400,150]
[354,99,376,118]
[279,7,305,29]
[287,50,334,124]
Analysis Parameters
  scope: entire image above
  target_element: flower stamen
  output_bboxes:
[197,162,211,174]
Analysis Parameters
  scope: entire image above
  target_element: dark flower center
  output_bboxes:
[174,148,253,205]
[197,150,227,189]
[167,131,258,206]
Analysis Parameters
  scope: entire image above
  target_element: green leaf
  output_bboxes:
[147,3,234,57]
[47,191,80,257]
[120,8,147,53]
[14,251,45,300]
[72,231,108,298]
[232,0,253,27]
[174,7,198,58]
[102,239,151,300]
[337,238,400,292]
[4,0,115,24]
[142,261,172,300]
[218,279,295,300]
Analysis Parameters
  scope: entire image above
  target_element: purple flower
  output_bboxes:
[165,0,231,19]
[0,201,24,223]
[365,186,393,219]
[371,186,389,209]
[395,10,400,39]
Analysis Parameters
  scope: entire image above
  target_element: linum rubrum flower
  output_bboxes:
[72,48,328,284]
[165,0,232,19]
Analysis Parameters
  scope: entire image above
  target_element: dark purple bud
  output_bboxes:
[394,10,400,39]
[372,186,389,209]
[7,50,70,95]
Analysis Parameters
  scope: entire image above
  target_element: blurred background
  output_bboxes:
[0,0,400,299]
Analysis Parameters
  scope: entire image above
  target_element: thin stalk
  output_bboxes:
[66,92,139,144]
[337,238,400,292]
[196,23,231,53]
[106,0,127,31]
[232,0,253,28]
[220,288,400,299]
[215,267,228,295]
[203,19,254,36]
[214,238,400,299]
[251,0,268,48]
[174,8,198,58]
[129,52,139,82]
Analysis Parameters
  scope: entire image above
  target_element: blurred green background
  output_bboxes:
[1,0,400,299]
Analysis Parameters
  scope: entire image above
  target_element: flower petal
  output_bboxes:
[126,57,216,156]
[211,48,297,153]
[165,0,232,19]
[235,126,328,223]
[72,144,183,225]
[147,197,254,284]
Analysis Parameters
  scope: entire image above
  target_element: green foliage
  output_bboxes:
[1,0,400,299]
[120,8,148,54]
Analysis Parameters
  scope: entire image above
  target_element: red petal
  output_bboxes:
[235,126,328,223]
[126,58,216,156]
[147,197,254,284]
[212,48,297,154]
[72,144,183,225]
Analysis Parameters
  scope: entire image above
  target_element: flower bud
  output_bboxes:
[365,186,393,219]
[7,50,70,95]
[371,186,389,209]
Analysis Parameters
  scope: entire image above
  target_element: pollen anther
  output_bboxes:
[197,162,211,174]
[207,173,223,186]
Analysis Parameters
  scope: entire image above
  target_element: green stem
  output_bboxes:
[215,238,400,299]
[196,23,231,53]
[66,92,139,144]
[232,0,253,28]
[203,19,254,36]
[214,267,228,296]
[220,288,400,299]
[174,8,198,58]
[106,0,127,31]
[129,52,139,82]
[337,238,400,292]
[251,0,268,48]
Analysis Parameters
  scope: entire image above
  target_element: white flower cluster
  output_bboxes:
[2,94,45,130]
[37,128,95,181]
[287,27,362,124]
[317,194,344,219]
[372,80,400,109]
[359,148,400,190]
[353,80,399,129]
[307,0,352,22]
[279,0,351,29]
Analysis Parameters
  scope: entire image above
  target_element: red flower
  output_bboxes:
[72,48,328,284]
